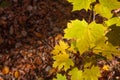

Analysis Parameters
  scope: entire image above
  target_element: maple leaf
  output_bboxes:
[102,65,110,71]
[105,17,120,26]
[94,41,120,59]
[64,19,105,54]
[53,74,67,80]
[51,40,69,55]
[94,0,120,19]
[52,53,74,71]
[67,0,96,11]
[68,67,83,80]
[101,43,120,59]
[83,66,101,80]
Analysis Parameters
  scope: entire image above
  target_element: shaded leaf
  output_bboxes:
[69,67,83,80]
[83,66,101,80]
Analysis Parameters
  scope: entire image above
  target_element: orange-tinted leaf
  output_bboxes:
[14,71,20,78]
[102,65,110,71]
[2,66,9,74]
[0,77,4,80]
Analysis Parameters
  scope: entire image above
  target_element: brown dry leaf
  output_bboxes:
[0,36,4,44]
[0,77,4,80]
[55,34,63,41]
[33,31,42,38]
[34,57,42,65]
[48,68,57,77]
[14,70,20,78]
[2,66,9,75]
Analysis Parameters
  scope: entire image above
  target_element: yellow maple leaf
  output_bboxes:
[102,65,110,71]
[53,53,74,71]
[51,40,69,55]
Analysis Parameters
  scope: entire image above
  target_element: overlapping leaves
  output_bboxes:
[51,41,74,71]
[64,20,105,54]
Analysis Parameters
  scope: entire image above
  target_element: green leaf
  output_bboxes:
[53,74,67,80]
[94,4,113,19]
[69,67,83,80]
[53,53,74,71]
[99,0,120,10]
[105,17,120,26]
[64,20,105,54]
[83,66,101,80]
[67,0,96,11]
[94,0,120,19]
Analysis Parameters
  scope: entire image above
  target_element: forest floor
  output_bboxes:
[0,0,120,80]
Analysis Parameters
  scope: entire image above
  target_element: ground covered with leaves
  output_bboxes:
[0,0,120,80]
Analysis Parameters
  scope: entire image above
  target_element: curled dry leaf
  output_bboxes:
[14,70,20,78]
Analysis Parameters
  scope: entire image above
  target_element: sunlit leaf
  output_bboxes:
[67,0,96,11]
[94,4,113,19]
[105,17,120,26]
[51,40,69,55]
[94,0,120,19]
[64,19,105,54]
[53,74,67,80]
[102,65,110,71]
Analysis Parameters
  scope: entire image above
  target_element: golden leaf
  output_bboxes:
[14,71,20,78]
[2,66,9,74]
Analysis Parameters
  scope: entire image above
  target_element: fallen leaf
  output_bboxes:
[102,65,110,71]
[2,66,9,74]
[14,70,20,78]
